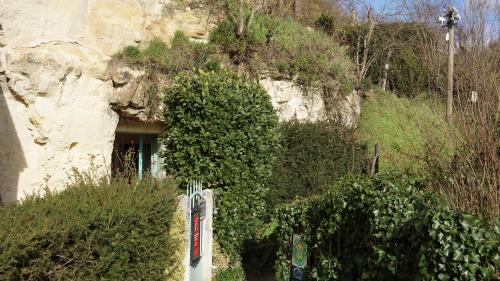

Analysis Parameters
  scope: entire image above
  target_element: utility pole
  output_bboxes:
[439,7,460,124]
[294,0,303,19]
[446,18,454,124]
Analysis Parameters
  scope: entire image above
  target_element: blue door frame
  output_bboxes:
[137,135,159,179]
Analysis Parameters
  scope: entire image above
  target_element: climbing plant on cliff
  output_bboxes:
[161,69,280,258]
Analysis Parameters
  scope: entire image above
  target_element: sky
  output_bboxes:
[364,0,498,40]
[366,0,465,13]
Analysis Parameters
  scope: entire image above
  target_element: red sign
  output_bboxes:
[191,210,201,263]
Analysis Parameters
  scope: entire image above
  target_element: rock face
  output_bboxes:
[260,78,326,122]
[0,0,213,202]
[0,0,359,202]
[260,78,361,126]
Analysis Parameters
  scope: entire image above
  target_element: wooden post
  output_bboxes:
[0,23,5,48]
[294,0,303,19]
[446,9,455,124]
[370,144,379,177]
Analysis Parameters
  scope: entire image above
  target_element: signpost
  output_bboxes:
[187,180,204,265]
[190,209,201,262]
[184,180,213,281]
[290,234,307,281]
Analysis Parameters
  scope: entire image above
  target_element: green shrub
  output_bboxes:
[122,45,143,63]
[209,15,268,63]
[274,175,499,280]
[143,38,169,65]
[120,31,217,73]
[161,69,280,258]
[215,265,246,281]
[342,22,435,96]
[267,121,368,207]
[268,16,354,91]
[315,13,336,35]
[0,176,180,280]
[165,31,216,72]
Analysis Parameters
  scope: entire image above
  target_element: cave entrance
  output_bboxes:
[112,119,163,179]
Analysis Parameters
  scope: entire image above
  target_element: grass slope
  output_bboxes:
[358,90,453,174]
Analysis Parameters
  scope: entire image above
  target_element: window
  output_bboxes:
[112,133,160,179]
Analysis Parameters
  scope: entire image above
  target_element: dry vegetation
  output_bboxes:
[423,42,499,221]
[349,0,499,221]
[402,0,499,221]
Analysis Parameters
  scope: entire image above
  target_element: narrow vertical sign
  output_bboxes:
[191,209,201,263]
[292,234,307,268]
[290,234,307,281]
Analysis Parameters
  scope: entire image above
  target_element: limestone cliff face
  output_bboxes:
[260,78,360,126]
[0,0,358,202]
[0,0,212,201]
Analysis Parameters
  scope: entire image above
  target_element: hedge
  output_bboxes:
[161,69,280,258]
[274,175,499,280]
[267,120,368,207]
[0,177,181,280]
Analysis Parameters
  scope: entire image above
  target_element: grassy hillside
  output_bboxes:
[358,90,454,175]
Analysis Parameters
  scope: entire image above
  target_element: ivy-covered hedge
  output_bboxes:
[267,121,368,207]
[0,177,181,280]
[274,175,499,280]
[161,70,280,258]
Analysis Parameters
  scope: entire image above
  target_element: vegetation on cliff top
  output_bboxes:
[210,14,354,93]
[119,12,355,99]
[119,31,218,74]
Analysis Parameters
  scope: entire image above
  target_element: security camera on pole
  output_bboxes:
[439,6,461,124]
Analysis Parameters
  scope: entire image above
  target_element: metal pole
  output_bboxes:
[446,18,454,124]
[138,135,144,179]
[151,137,158,177]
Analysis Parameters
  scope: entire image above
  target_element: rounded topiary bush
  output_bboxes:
[161,70,280,257]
